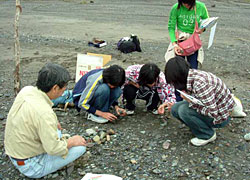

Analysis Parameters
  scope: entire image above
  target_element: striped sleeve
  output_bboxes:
[78,73,103,114]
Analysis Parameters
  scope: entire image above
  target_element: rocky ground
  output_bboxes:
[0,0,250,179]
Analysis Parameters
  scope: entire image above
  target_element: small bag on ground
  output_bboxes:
[231,94,247,118]
[117,34,141,53]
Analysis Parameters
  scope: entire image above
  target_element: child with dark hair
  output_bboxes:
[123,63,176,115]
[160,56,235,146]
[72,65,126,124]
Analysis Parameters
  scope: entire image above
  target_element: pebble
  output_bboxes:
[93,135,101,143]
[244,133,250,141]
[107,129,115,135]
[86,129,97,136]
[162,140,171,150]
[172,160,178,167]
[0,114,4,120]
[51,173,59,178]
[67,165,74,175]
[119,170,124,175]
[99,131,106,139]
[152,168,161,174]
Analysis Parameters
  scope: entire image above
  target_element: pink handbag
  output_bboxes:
[177,7,202,56]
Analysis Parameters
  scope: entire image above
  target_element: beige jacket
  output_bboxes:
[4,86,68,159]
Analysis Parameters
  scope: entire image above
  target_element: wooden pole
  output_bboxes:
[14,0,22,96]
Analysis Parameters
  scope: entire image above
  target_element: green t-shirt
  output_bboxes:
[168,1,209,43]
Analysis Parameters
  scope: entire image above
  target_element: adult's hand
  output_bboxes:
[57,122,62,130]
[67,135,86,148]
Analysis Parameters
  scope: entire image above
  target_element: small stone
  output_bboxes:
[132,164,140,171]
[170,147,176,151]
[131,159,137,164]
[99,131,107,139]
[0,114,4,120]
[78,170,85,176]
[119,170,124,175]
[107,129,115,135]
[204,170,211,176]
[93,135,100,142]
[152,168,161,174]
[86,129,97,136]
[67,164,74,175]
[51,173,59,178]
[172,160,178,167]
[92,168,102,173]
[162,140,170,150]
[244,133,250,141]
[106,135,111,141]
[162,155,168,161]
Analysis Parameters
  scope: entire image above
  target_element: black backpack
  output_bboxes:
[117,34,141,53]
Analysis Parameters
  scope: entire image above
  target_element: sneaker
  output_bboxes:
[147,109,158,115]
[151,109,159,115]
[126,110,135,115]
[190,133,217,146]
[87,113,108,124]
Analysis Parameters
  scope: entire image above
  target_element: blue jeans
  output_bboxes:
[89,83,122,112]
[178,50,199,69]
[10,130,86,178]
[171,101,230,139]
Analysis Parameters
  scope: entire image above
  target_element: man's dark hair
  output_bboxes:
[177,0,196,10]
[103,65,125,87]
[36,63,71,93]
[138,63,160,86]
[164,56,190,91]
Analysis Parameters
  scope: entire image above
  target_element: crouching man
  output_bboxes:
[4,63,87,178]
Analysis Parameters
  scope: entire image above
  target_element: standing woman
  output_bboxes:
[166,0,209,69]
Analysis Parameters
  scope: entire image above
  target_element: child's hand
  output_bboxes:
[115,106,127,116]
[158,104,166,115]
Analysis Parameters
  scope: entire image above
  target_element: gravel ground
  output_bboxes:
[0,0,250,179]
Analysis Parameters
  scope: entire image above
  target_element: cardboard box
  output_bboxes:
[87,52,111,66]
[75,53,103,82]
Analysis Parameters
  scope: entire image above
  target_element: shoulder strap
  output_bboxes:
[193,5,199,33]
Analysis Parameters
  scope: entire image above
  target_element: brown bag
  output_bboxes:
[177,6,202,56]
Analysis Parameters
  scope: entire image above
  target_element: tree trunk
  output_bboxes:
[14,0,22,96]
